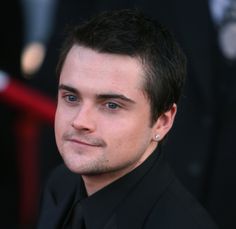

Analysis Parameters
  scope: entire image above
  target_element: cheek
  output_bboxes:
[54,112,61,147]
[54,109,67,142]
[105,117,151,149]
[55,107,71,127]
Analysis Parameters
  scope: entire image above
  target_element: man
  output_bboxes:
[37,9,218,229]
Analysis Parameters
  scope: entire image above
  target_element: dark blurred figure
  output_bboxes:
[20,0,58,76]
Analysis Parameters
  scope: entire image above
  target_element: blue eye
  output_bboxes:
[67,95,77,102]
[106,102,120,109]
[63,94,78,103]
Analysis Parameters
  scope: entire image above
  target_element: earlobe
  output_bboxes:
[153,104,177,141]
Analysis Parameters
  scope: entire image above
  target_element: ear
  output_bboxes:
[152,104,177,142]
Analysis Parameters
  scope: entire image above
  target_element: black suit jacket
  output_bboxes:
[37,153,218,229]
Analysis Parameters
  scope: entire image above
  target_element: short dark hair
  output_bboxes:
[57,9,186,124]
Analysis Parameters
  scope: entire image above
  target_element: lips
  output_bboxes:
[68,138,101,147]
[63,133,107,148]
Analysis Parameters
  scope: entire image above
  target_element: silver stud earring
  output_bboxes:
[155,134,160,141]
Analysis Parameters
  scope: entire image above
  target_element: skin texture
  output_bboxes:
[55,45,176,195]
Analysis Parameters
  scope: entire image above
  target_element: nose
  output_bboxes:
[71,103,96,132]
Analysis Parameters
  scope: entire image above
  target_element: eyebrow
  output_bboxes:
[97,94,136,104]
[58,84,79,94]
[58,84,135,104]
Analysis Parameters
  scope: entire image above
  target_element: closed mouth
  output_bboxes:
[68,138,101,147]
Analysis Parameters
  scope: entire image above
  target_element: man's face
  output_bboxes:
[55,45,159,178]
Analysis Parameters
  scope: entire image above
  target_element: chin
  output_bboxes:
[64,160,83,174]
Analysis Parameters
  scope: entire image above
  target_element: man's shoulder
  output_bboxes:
[146,178,218,229]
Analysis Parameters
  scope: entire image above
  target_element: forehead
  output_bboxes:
[60,45,146,94]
